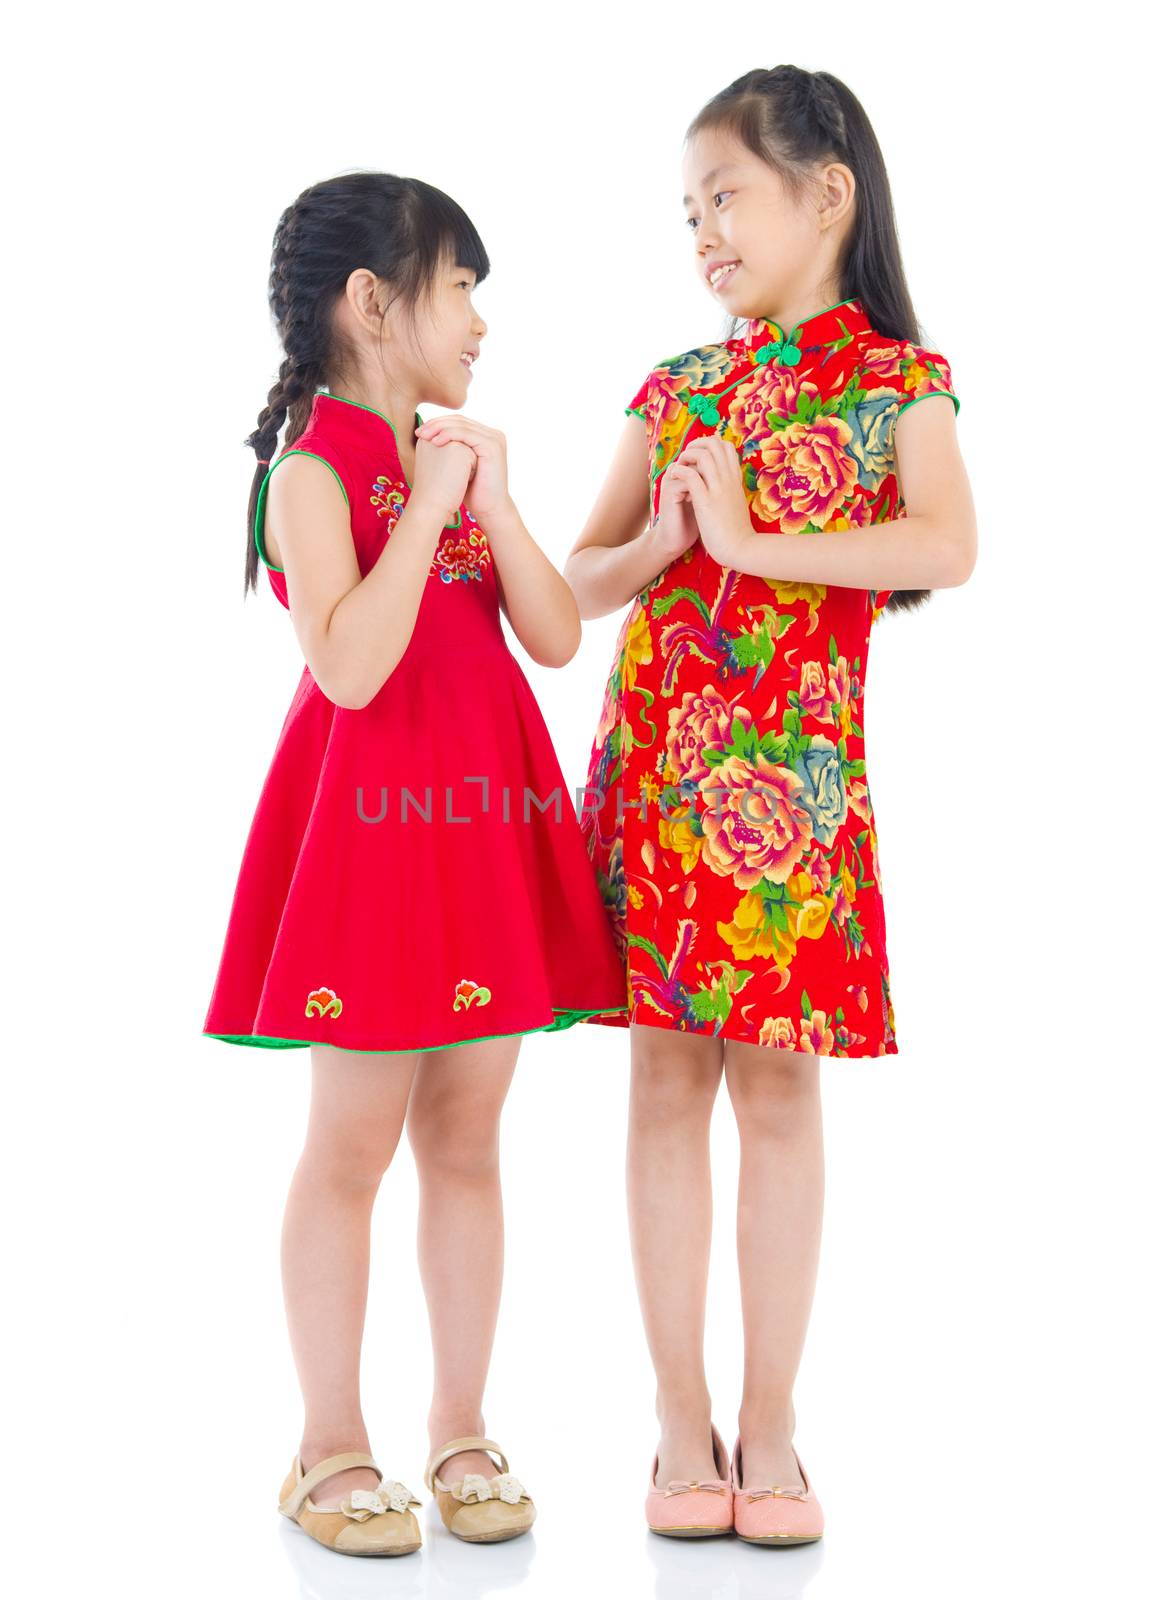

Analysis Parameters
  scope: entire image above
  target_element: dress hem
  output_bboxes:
[202,1005,630,1055]
[583,1006,897,1058]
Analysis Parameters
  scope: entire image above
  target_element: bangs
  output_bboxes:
[409,180,491,290]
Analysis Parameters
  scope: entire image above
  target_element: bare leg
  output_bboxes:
[405,1033,521,1487]
[282,1043,420,1508]
[723,1040,824,1488]
[626,1023,726,1485]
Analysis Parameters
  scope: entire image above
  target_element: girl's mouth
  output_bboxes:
[709,261,740,291]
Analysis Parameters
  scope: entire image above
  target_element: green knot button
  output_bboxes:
[755,338,801,368]
[688,392,721,425]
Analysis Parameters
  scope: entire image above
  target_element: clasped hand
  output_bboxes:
[656,436,756,569]
[414,414,512,525]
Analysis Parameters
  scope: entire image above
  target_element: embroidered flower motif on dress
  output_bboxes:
[370,476,493,584]
[453,978,492,1010]
[304,985,343,1019]
[432,529,493,583]
[370,476,407,523]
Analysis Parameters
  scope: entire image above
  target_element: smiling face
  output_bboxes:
[402,250,487,406]
[334,247,487,417]
[681,125,855,330]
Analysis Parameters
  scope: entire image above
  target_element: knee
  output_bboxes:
[630,1045,722,1126]
[725,1048,819,1135]
[408,1111,499,1181]
[299,1131,396,1193]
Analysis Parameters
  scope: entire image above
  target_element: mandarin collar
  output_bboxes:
[743,297,872,368]
[314,391,421,470]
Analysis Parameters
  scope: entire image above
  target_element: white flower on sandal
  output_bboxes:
[339,1481,420,1520]
[451,1471,529,1505]
[453,1473,495,1504]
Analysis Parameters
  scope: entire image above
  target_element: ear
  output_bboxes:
[344,267,389,336]
[818,161,856,232]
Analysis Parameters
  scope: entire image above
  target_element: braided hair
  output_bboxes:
[243,173,490,597]
[686,66,934,613]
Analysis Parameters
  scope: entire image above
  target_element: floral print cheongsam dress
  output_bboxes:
[582,298,959,1057]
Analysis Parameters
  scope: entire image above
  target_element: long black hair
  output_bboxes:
[686,66,937,614]
[243,172,490,597]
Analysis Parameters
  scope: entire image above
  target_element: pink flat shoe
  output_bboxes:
[645,1423,734,1537]
[731,1435,824,1545]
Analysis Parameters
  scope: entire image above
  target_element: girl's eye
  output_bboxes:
[685,192,731,229]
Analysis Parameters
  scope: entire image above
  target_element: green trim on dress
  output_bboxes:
[898,389,961,418]
[323,392,462,530]
[253,450,349,573]
[203,1005,630,1053]
[751,296,856,346]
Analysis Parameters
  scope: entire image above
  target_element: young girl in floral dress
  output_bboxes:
[567,66,976,1543]
[202,172,626,1556]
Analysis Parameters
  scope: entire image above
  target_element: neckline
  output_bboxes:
[316,391,422,489]
[313,391,462,531]
[743,297,871,360]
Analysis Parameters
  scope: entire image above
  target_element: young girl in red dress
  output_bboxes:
[567,66,976,1542]
[202,172,626,1556]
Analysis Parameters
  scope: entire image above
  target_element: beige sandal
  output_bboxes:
[278,1450,422,1556]
[424,1435,536,1542]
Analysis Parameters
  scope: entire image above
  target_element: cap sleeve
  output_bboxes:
[625,368,654,420]
[871,342,959,625]
[898,343,960,417]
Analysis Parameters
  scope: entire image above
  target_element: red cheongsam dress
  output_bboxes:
[581,298,959,1057]
[203,391,628,1052]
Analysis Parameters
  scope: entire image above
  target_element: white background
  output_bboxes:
[4,3,1161,1596]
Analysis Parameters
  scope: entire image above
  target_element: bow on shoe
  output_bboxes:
[339,1482,421,1520]
[663,1479,729,1496]
[743,1483,809,1502]
[451,1471,529,1505]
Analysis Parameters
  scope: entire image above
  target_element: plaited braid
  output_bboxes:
[239,172,489,598]
[807,71,847,149]
[241,200,342,596]
[245,213,328,469]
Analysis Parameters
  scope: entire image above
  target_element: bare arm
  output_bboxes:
[890,395,977,585]
[264,454,454,709]
[564,414,686,619]
[482,498,582,667]
[404,412,582,667]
